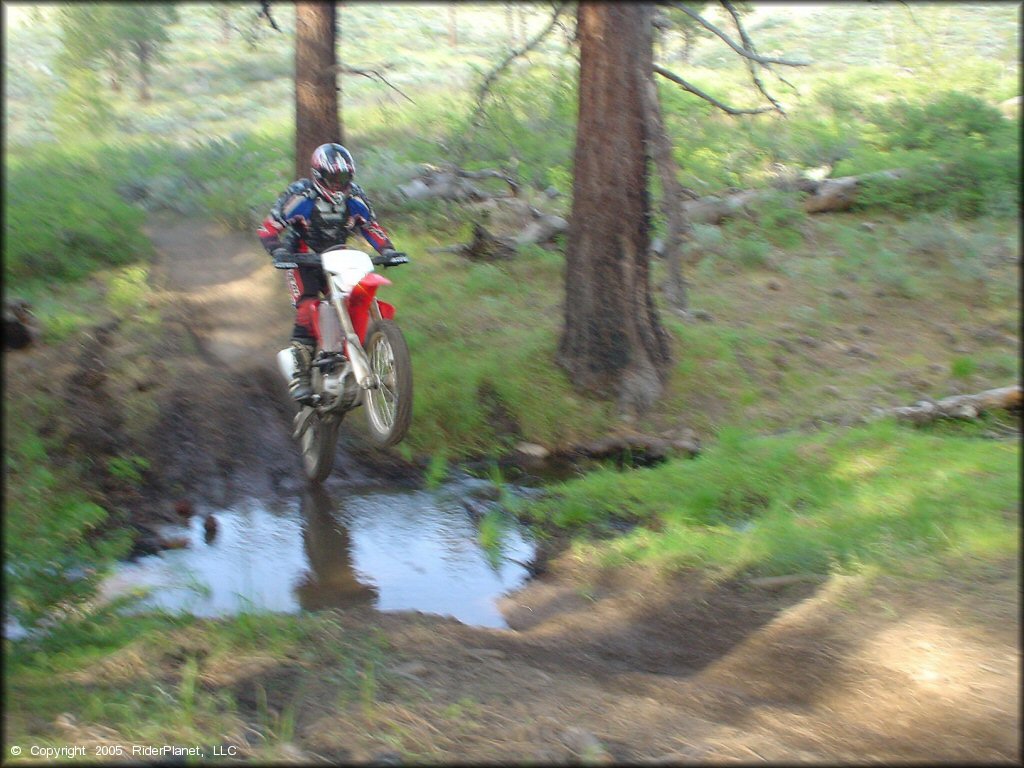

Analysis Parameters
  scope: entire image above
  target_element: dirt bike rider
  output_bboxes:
[257,143,408,403]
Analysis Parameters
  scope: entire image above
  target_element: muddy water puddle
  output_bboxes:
[104,482,536,628]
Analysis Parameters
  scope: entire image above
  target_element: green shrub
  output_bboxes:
[951,356,978,379]
[5,143,151,288]
[734,236,773,268]
[840,91,1020,218]
[751,191,807,248]
[4,397,131,629]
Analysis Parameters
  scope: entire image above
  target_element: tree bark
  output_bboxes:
[559,2,671,415]
[135,40,151,103]
[295,2,341,179]
[448,6,458,48]
[641,75,691,311]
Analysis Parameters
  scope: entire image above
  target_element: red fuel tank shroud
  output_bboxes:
[346,273,394,346]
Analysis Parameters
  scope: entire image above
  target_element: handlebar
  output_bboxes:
[372,252,410,268]
[274,250,409,270]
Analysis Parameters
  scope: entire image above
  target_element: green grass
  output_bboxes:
[4,608,395,754]
[3,391,133,629]
[524,419,1019,578]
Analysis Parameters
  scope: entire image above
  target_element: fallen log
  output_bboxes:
[677,168,911,224]
[398,163,518,202]
[567,431,701,465]
[461,222,518,262]
[801,169,908,214]
[514,214,567,247]
[680,188,768,225]
[879,385,1021,425]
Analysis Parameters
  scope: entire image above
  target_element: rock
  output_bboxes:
[391,661,428,679]
[846,344,877,360]
[397,179,431,200]
[544,185,561,198]
[159,535,190,550]
[203,515,218,543]
[515,442,550,460]
[830,287,850,299]
[561,727,613,763]
[461,497,490,522]
[277,743,308,762]
[5,298,39,350]
[174,499,195,518]
[856,325,873,336]
[766,279,782,291]
[971,326,1018,346]
[860,222,877,232]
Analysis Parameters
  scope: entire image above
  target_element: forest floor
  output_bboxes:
[4,215,1019,763]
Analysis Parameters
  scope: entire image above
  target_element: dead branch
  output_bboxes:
[334,63,414,103]
[878,386,1021,425]
[258,1,281,32]
[472,2,568,119]
[653,64,774,115]
[721,0,788,115]
[663,1,810,68]
[455,167,520,197]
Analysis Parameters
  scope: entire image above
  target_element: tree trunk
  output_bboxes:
[295,1,341,180]
[448,6,458,48]
[641,75,691,312]
[559,2,671,415]
[218,7,232,43]
[135,40,151,103]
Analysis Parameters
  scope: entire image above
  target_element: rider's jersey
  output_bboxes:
[257,179,394,257]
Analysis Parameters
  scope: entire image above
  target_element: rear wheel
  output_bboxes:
[363,319,413,447]
[300,408,340,483]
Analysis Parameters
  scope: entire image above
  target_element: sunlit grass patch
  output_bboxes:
[525,419,1019,578]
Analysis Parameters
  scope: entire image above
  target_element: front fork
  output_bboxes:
[332,294,377,390]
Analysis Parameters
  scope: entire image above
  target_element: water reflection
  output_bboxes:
[104,481,536,628]
[295,484,378,611]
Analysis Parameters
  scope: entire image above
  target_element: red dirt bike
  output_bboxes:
[276,246,413,482]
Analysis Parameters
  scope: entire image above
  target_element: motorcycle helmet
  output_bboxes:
[311,143,355,204]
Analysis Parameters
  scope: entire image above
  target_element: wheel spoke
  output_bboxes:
[367,336,398,429]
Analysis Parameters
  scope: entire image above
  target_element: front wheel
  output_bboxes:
[362,319,413,447]
[299,408,341,483]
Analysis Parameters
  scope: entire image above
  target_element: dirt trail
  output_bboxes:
[127,217,1020,763]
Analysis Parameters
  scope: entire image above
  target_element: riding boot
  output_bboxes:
[290,340,315,403]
